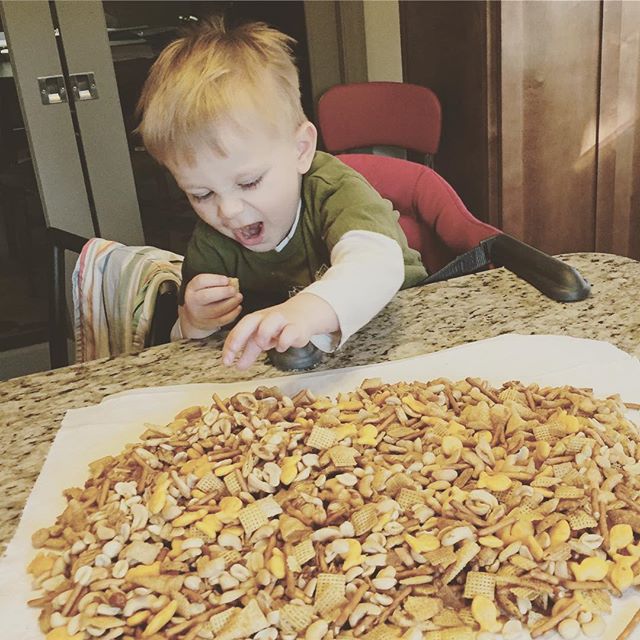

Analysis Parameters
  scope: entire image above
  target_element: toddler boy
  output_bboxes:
[137,18,426,369]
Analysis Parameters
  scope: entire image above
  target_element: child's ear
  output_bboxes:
[295,121,317,173]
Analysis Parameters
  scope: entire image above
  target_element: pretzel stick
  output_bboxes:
[466,377,500,403]
[562,580,608,590]
[377,586,412,625]
[333,581,368,628]
[531,601,580,638]
[525,387,536,411]
[598,499,610,550]
[618,608,640,640]
[60,583,84,617]
[478,515,517,537]
[213,393,229,413]
[183,623,204,640]
[208,448,241,461]
[445,386,459,412]
[165,605,226,637]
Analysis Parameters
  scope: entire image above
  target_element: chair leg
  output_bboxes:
[49,242,69,368]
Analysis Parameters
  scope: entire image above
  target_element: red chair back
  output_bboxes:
[318,82,442,156]
[338,154,500,274]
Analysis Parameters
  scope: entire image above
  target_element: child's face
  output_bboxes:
[169,119,317,252]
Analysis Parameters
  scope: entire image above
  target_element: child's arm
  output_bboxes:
[222,292,338,369]
[222,230,404,369]
[179,273,242,339]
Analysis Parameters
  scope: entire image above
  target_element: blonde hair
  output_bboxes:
[136,16,306,164]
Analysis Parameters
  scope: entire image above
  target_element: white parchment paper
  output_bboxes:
[2,335,640,639]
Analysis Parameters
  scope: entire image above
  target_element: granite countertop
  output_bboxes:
[1,252,639,553]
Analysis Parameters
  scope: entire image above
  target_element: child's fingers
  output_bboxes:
[275,323,305,352]
[234,338,264,370]
[188,273,230,290]
[203,294,242,319]
[195,286,238,306]
[222,313,263,365]
[254,312,287,350]
[214,304,243,328]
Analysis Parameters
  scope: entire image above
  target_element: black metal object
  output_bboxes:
[423,233,591,302]
[47,228,180,369]
[48,227,88,369]
[267,343,324,371]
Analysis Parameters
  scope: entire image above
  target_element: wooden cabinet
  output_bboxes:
[400,0,640,259]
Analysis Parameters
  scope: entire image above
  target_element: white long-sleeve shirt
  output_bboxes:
[170,225,404,351]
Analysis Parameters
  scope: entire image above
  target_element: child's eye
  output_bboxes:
[239,176,263,190]
[191,192,213,202]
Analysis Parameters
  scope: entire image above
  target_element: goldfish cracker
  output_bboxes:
[126,561,160,580]
[281,455,301,485]
[342,539,363,570]
[550,519,571,547]
[171,508,207,528]
[610,561,634,591]
[471,595,502,633]
[196,514,223,538]
[570,556,609,582]
[556,410,580,434]
[404,533,440,554]
[509,520,534,542]
[609,524,634,554]
[535,441,551,461]
[356,425,378,446]
[333,423,358,440]
[477,471,512,492]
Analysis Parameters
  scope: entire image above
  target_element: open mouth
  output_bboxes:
[233,222,264,247]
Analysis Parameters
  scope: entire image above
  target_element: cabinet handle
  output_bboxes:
[37,75,68,105]
[69,72,99,101]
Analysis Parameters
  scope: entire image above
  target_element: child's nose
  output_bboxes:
[218,194,243,221]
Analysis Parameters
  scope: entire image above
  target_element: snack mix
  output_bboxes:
[27,377,640,640]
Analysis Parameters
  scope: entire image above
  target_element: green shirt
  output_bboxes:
[180,151,427,312]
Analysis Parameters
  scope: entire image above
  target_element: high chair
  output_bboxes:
[48,228,181,368]
[318,81,442,166]
[337,153,497,275]
[317,82,590,302]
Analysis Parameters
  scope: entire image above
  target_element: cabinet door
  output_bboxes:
[595,0,640,259]
[55,0,143,244]
[0,0,143,244]
[501,0,601,255]
[0,0,95,238]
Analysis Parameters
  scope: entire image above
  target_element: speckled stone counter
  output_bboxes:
[1,253,639,553]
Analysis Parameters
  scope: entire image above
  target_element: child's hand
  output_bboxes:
[180,274,242,339]
[222,293,338,369]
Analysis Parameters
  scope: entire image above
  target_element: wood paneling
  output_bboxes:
[400,0,639,258]
[596,0,640,259]
[400,1,497,223]
[501,1,601,255]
